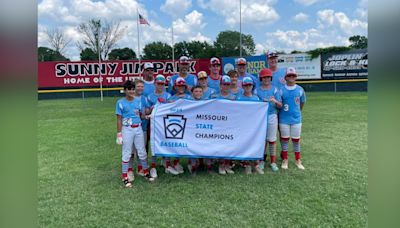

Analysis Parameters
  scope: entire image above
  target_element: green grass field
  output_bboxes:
[38,92,367,227]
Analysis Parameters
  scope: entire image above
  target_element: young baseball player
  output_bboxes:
[197,71,217,99]
[267,50,286,89]
[236,58,260,89]
[168,56,197,95]
[165,77,192,174]
[116,80,154,187]
[256,68,282,172]
[227,69,244,98]
[142,62,156,96]
[207,57,222,93]
[187,85,204,176]
[279,67,306,170]
[236,77,261,174]
[213,76,235,175]
[146,74,174,177]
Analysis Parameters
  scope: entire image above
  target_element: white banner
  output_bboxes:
[150,99,268,160]
[278,53,321,79]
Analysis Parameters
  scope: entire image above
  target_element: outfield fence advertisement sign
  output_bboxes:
[38,59,211,88]
[150,99,268,160]
[321,49,368,78]
[277,54,321,80]
[222,55,267,77]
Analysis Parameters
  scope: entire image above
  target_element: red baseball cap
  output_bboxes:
[259,68,273,78]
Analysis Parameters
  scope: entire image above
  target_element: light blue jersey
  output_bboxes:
[238,73,260,88]
[115,97,145,125]
[214,92,235,100]
[202,87,217,100]
[256,86,281,115]
[230,87,244,99]
[271,68,286,89]
[168,74,197,95]
[167,93,193,102]
[143,81,155,97]
[236,94,260,101]
[134,95,149,131]
[279,85,306,124]
[147,91,171,108]
[207,76,221,93]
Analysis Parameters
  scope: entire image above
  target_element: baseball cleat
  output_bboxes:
[165,166,180,175]
[294,159,305,170]
[218,165,227,175]
[127,171,135,182]
[270,163,279,172]
[187,164,193,174]
[150,168,158,178]
[245,165,252,174]
[281,159,288,169]
[225,166,235,174]
[258,161,265,170]
[122,178,133,188]
[144,173,155,182]
[174,163,184,174]
[254,165,264,174]
[137,170,145,177]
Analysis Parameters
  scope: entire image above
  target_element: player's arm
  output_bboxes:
[116,115,123,145]
[300,103,305,110]
[300,89,306,110]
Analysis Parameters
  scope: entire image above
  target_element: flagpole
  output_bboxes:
[137,8,141,79]
[97,31,103,101]
[171,23,175,63]
[239,0,242,57]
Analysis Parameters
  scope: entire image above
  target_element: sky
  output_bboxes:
[38,0,368,61]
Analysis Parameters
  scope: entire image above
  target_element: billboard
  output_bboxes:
[221,55,267,76]
[321,49,368,78]
[277,53,321,80]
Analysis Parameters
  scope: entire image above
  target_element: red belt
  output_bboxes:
[130,124,141,128]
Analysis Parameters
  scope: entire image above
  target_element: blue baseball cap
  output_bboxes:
[155,74,166,83]
[220,75,231,85]
[242,77,254,86]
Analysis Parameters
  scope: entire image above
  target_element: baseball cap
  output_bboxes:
[267,50,278,58]
[174,77,187,86]
[220,75,231,85]
[179,56,190,64]
[242,77,254,86]
[210,57,221,65]
[259,68,273,78]
[144,62,154,69]
[285,67,297,76]
[197,71,208,79]
[236,57,247,65]
[155,74,166,84]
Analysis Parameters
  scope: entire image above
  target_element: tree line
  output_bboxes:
[38,18,367,62]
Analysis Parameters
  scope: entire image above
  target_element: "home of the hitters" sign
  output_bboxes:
[150,99,268,160]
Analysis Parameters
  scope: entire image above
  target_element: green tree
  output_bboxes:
[38,47,70,62]
[142,42,172,60]
[80,48,98,61]
[307,46,352,59]
[349,35,368,49]
[173,41,216,59]
[108,47,136,60]
[291,50,302,54]
[214,30,255,57]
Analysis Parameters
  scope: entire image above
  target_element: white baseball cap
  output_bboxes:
[144,62,154,69]
[267,49,278,58]
[285,67,297,76]
[179,56,190,64]
[210,57,221,65]
[236,57,247,65]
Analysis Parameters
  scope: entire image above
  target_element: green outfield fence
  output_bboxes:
[37,79,367,100]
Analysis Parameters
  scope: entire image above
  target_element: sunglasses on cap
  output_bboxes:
[286,74,297,77]
[125,86,135,90]
[145,68,154,71]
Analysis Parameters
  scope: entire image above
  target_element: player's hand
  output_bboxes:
[145,114,151,120]
[157,97,166,103]
[116,132,123,145]
[269,96,277,103]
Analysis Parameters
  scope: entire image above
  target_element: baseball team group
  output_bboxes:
[115,50,306,188]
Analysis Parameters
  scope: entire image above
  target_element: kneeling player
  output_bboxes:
[279,67,306,170]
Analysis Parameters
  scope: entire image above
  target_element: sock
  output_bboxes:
[143,168,149,175]
[122,161,129,178]
[295,152,301,160]
[140,159,148,170]
[292,138,301,155]
[280,137,289,160]
[173,159,180,166]
[166,159,171,168]
[137,165,143,172]
[281,151,288,160]
[207,164,212,170]
[270,155,276,164]
[268,141,276,157]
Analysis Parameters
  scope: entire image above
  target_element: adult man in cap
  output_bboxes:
[267,50,286,89]
[142,62,156,97]
[236,57,260,89]
[168,56,197,95]
[207,57,222,93]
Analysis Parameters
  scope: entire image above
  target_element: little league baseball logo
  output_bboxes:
[163,115,187,139]
[295,97,300,105]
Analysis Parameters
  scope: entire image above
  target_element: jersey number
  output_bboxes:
[283,104,289,111]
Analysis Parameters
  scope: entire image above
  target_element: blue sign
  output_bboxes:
[221,54,267,76]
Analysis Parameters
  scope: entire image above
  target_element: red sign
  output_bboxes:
[38,59,213,88]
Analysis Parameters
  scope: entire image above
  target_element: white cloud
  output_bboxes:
[317,9,368,35]
[197,0,279,27]
[189,32,211,42]
[294,0,320,6]
[161,0,192,18]
[293,12,309,22]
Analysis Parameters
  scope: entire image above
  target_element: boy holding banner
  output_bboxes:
[256,68,282,172]
[236,77,262,174]
[197,71,217,99]
[279,67,306,170]
[115,80,154,188]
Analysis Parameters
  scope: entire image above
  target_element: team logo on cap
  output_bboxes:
[155,74,166,83]
[179,56,190,64]
[286,67,297,76]
[175,77,186,86]
[220,75,231,84]
[197,71,208,79]
[236,58,247,65]
[242,77,254,85]
[164,115,187,139]
[210,57,221,65]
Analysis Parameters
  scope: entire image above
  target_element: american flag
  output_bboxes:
[139,14,150,25]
